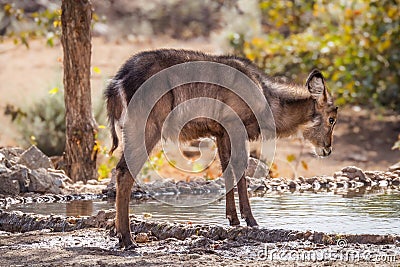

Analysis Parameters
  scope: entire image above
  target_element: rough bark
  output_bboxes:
[61,0,97,183]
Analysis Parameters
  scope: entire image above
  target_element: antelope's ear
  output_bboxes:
[306,69,326,100]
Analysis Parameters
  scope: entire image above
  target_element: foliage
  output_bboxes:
[4,87,107,157]
[4,87,65,156]
[140,150,165,182]
[393,134,400,151]
[227,0,400,111]
[1,2,101,48]
[1,3,61,47]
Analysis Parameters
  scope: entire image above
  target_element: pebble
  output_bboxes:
[135,233,149,243]
[86,179,99,185]
[379,180,389,187]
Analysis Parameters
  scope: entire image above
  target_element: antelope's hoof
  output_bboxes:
[245,217,258,227]
[228,216,240,226]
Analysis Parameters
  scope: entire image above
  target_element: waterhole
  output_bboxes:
[8,189,400,235]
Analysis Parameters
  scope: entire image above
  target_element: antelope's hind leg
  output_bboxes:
[115,157,136,249]
[115,121,161,249]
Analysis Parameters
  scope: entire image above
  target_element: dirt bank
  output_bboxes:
[1,227,399,267]
[0,210,399,266]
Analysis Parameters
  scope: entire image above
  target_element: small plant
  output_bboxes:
[4,87,107,157]
[140,150,164,182]
[5,87,66,156]
[392,134,400,151]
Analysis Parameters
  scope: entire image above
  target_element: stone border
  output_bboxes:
[0,210,398,246]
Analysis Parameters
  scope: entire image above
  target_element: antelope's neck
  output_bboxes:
[268,92,315,138]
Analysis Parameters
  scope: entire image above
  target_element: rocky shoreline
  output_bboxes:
[1,209,399,246]
[1,146,400,210]
[1,146,399,265]
[1,210,399,266]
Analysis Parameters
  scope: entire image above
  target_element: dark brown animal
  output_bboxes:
[105,49,337,248]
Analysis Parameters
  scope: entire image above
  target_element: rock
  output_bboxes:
[246,176,264,189]
[0,162,9,175]
[135,232,149,243]
[306,177,318,184]
[18,145,54,170]
[270,178,282,187]
[298,176,306,183]
[99,178,111,185]
[177,185,192,194]
[245,157,268,178]
[378,180,389,187]
[165,186,178,194]
[312,181,321,190]
[214,177,225,187]
[341,166,367,182]
[47,169,69,188]
[0,174,20,195]
[288,180,298,189]
[28,168,62,194]
[389,162,400,172]
[0,147,24,162]
[336,182,346,188]
[9,167,30,193]
[191,177,206,183]
[86,179,99,185]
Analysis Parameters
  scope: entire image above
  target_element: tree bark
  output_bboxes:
[61,0,97,183]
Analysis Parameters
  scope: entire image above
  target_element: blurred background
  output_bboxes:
[0,0,399,180]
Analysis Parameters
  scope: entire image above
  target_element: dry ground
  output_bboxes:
[0,229,398,267]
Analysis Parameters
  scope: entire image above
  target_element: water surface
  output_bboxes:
[10,189,400,235]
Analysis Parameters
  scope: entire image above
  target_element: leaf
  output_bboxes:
[53,20,61,28]
[286,154,296,163]
[46,37,54,47]
[98,124,106,129]
[192,162,204,172]
[48,87,59,95]
[93,66,101,74]
[143,213,152,219]
[168,160,177,168]
[301,160,308,170]
[21,36,29,49]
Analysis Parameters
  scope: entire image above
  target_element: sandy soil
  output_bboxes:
[0,228,399,267]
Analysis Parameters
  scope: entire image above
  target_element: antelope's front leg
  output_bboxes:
[237,175,258,227]
[115,162,136,249]
[225,178,240,226]
[217,133,240,226]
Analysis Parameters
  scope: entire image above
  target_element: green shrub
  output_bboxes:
[4,87,107,157]
[226,0,400,111]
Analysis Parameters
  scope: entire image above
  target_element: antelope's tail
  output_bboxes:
[104,79,124,155]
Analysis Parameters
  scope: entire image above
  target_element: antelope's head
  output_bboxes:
[303,70,338,157]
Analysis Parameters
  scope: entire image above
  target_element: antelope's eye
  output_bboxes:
[329,117,335,125]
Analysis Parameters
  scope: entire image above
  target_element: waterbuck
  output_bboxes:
[105,49,338,248]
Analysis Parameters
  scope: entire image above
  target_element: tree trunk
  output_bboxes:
[61,0,97,183]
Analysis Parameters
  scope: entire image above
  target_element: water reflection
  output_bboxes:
[10,189,400,235]
[66,200,93,217]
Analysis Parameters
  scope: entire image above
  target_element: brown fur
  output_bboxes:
[105,49,337,248]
